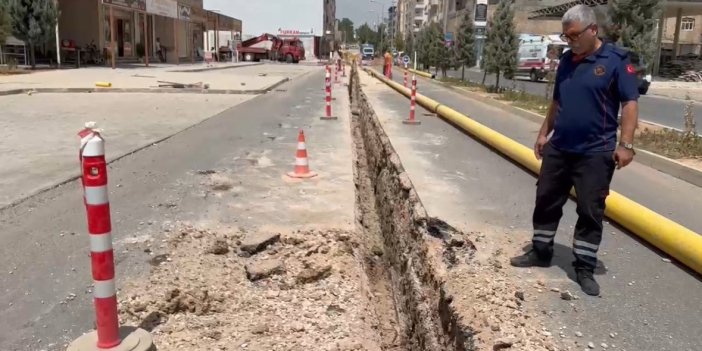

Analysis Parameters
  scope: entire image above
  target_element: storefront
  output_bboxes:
[54,0,238,67]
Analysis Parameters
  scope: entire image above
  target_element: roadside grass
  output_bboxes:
[438,76,702,159]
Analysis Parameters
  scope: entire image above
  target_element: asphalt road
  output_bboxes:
[0,70,349,350]
[373,68,702,350]
[442,67,699,131]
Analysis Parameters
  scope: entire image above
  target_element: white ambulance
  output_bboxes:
[516,34,568,82]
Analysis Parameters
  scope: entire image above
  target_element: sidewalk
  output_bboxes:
[649,80,702,101]
[0,62,302,94]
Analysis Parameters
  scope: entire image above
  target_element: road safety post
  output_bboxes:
[321,69,337,120]
[342,60,346,78]
[68,125,152,351]
[404,69,408,88]
[403,76,421,125]
[335,63,339,84]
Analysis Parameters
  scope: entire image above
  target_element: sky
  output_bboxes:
[202,0,395,36]
[203,0,323,36]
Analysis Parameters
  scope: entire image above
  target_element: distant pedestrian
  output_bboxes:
[155,37,166,62]
[383,51,392,79]
[510,5,640,296]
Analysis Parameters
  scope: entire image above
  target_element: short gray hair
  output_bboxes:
[562,5,597,26]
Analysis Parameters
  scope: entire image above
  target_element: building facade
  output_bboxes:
[388,5,398,46]
[55,0,241,66]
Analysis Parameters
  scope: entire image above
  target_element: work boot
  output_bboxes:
[576,269,600,296]
[510,250,552,268]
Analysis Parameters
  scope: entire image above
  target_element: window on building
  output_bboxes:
[682,17,695,31]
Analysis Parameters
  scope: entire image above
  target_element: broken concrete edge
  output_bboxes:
[350,65,474,350]
[0,91,272,212]
[166,62,264,73]
[421,76,702,189]
[0,78,290,96]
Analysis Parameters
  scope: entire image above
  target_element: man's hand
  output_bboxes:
[534,135,549,160]
[613,146,634,169]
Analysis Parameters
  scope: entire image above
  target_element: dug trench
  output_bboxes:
[348,65,477,350]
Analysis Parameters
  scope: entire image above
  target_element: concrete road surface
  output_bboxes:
[369,68,702,350]
[0,70,353,350]
[442,67,700,131]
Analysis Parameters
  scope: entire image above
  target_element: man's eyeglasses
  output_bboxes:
[560,24,594,42]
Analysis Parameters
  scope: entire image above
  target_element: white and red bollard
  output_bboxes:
[342,61,346,78]
[334,64,339,84]
[403,76,421,125]
[403,69,408,88]
[321,70,337,120]
[68,124,152,351]
[323,65,330,91]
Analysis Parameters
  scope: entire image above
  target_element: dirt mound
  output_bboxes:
[118,223,382,350]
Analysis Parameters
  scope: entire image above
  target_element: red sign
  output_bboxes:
[278,28,312,36]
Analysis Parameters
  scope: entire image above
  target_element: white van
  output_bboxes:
[516,34,568,82]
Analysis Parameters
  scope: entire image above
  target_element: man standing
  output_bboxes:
[510,5,640,296]
[384,51,393,79]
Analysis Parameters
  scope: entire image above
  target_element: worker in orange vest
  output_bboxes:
[383,51,393,79]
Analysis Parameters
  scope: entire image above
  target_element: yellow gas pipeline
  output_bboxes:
[407,68,434,79]
[365,67,702,275]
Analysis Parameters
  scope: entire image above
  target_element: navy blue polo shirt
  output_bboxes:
[550,43,640,154]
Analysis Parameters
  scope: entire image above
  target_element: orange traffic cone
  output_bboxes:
[287,130,318,178]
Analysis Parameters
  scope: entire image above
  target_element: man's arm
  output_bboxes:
[539,100,559,138]
[613,53,641,168]
[619,100,638,145]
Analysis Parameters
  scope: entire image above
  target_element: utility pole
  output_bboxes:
[443,0,449,34]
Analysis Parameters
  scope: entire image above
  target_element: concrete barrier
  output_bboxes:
[365,67,702,276]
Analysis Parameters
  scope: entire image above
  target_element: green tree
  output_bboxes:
[483,0,518,90]
[394,34,404,52]
[377,23,388,53]
[455,12,476,81]
[7,0,60,68]
[405,32,415,61]
[356,23,377,47]
[0,1,12,47]
[338,18,354,45]
[607,0,662,71]
[432,24,452,77]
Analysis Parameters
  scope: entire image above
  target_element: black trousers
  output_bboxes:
[532,143,615,271]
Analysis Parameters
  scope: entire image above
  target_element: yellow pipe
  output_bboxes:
[408,68,435,79]
[95,82,112,88]
[365,68,702,275]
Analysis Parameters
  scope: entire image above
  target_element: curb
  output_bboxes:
[166,62,263,73]
[419,75,702,189]
[0,78,290,96]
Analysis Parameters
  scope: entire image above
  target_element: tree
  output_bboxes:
[405,32,415,61]
[338,18,354,45]
[7,0,59,68]
[0,1,12,47]
[607,0,662,71]
[394,34,404,52]
[356,23,377,47]
[377,23,388,53]
[483,0,518,90]
[432,24,452,77]
[455,13,476,81]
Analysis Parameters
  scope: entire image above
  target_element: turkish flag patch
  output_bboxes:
[626,64,636,74]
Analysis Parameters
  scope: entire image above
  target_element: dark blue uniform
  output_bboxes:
[531,43,639,271]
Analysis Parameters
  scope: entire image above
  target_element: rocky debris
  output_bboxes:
[239,232,281,255]
[601,342,609,348]
[493,337,519,349]
[550,287,560,293]
[575,331,584,337]
[160,288,214,316]
[296,262,332,285]
[205,239,229,255]
[560,290,575,301]
[251,323,269,334]
[661,258,672,263]
[588,341,595,349]
[245,259,284,281]
[514,290,525,301]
